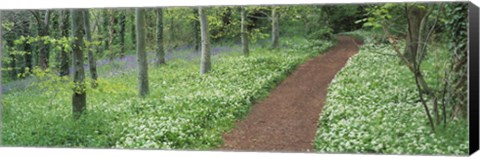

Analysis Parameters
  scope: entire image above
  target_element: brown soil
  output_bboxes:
[220,36,363,152]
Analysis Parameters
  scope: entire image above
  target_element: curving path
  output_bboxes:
[221,36,363,152]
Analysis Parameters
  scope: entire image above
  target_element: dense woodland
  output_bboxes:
[0,2,470,155]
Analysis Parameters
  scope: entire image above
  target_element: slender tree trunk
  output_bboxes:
[405,5,435,131]
[38,10,51,70]
[109,10,116,48]
[241,6,249,57]
[155,8,165,65]
[404,6,426,63]
[10,53,16,80]
[21,19,33,76]
[433,97,439,126]
[30,18,39,67]
[59,10,70,76]
[271,7,279,49]
[50,11,60,38]
[130,11,136,49]
[24,39,33,74]
[7,38,17,80]
[169,10,176,48]
[119,11,126,58]
[192,8,200,52]
[71,9,87,119]
[145,10,155,46]
[43,10,51,69]
[17,20,30,77]
[83,10,98,88]
[136,8,149,97]
[102,10,110,51]
[447,3,468,119]
[198,7,211,74]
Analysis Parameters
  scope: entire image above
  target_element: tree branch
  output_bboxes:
[29,10,41,25]
[418,3,445,65]
[247,15,270,20]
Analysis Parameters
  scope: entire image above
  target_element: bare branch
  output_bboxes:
[418,3,445,65]
[382,24,415,72]
[29,10,41,25]
[256,10,271,18]
[247,15,270,20]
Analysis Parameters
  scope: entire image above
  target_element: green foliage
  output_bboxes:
[322,4,362,33]
[206,7,241,41]
[283,36,335,54]
[314,31,468,155]
[157,7,203,49]
[360,4,407,37]
[306,27,334,40]
[5,35,101,69]
[248,28,269,44]
[3,38,334,149]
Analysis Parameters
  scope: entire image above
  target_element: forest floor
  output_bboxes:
[2,44,239,93]
[221,36,363,152]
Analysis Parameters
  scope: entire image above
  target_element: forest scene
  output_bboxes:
[0,2,470,155]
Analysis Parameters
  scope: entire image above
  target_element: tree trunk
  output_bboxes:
[271,7,279,49]
[155,8,165,65]
[37,10,51,70]
[24,39,33,75]
[130,11,136,49]
[404,6,426,63]
[71,9,87,119]
[446,3,468,119]
[17,19,29,77]
[102,10,110,51]
[136,8,149,97]
[109,10,116,48]
[405,5,435,131]
[20,19,33,76]
[169,10,176,48]
[10,53,16,80]
[198,7,211,74]
[50,11,60,38]
[452,53,468,118]
[6,38,17,80]
[59,10,70,76]
[83,10,98,88]
[241,6,249,57]
[119,11,126,58]
[192,8,200,52]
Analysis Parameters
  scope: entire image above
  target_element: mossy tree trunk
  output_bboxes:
[102,10,110,52]
[155,8,165,65]
[83,10,98,88]
[136,8,149,97]
[241,6,249,57]
[71,9,87,119]
[271,7,280,49]
[119,11,126,58]
[192,8,200,52]
[31,10,51,70]
[198,7,211,74]
[59,10,70,76]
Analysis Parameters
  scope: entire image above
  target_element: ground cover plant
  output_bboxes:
[2,37,333,149]
[314,30,469,155]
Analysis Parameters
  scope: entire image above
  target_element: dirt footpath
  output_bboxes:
[221,36,362,152]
